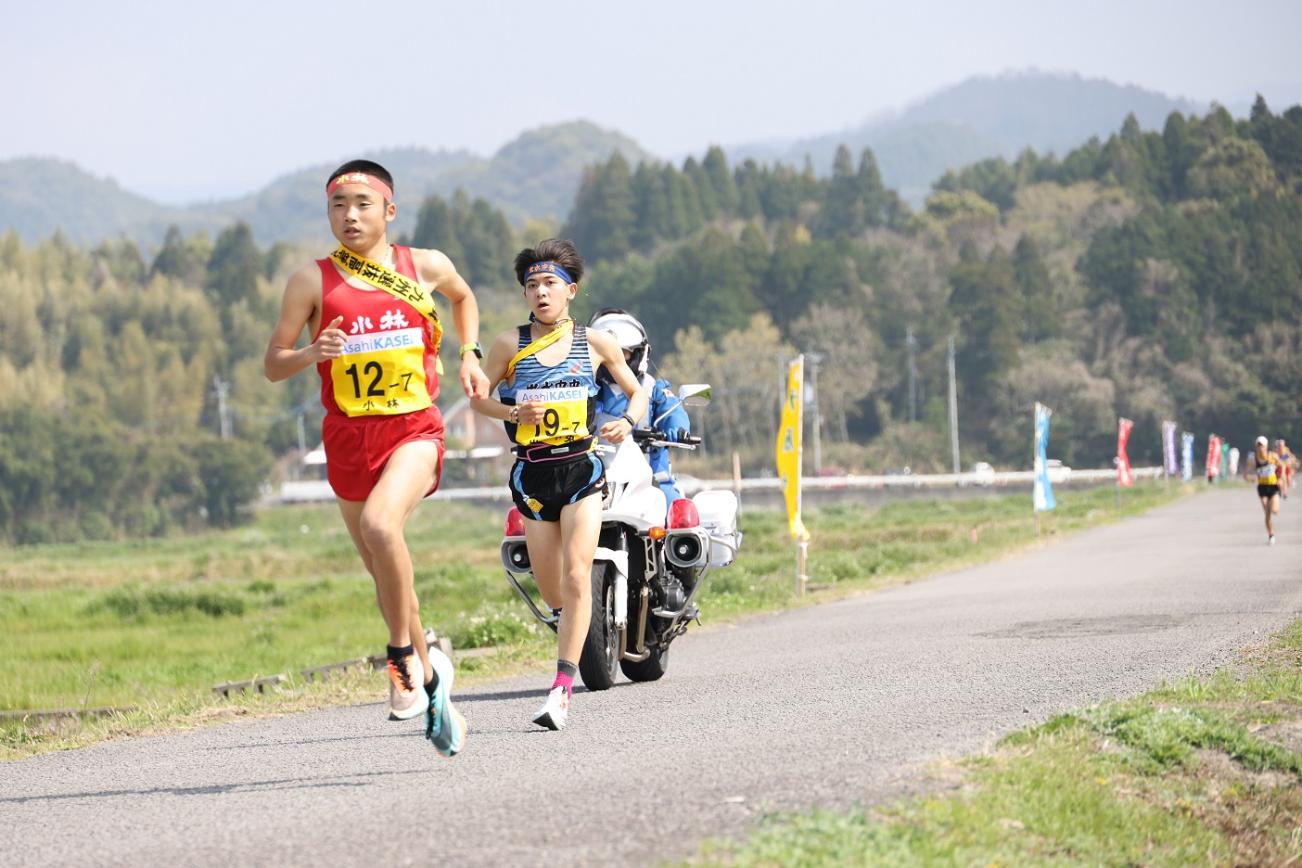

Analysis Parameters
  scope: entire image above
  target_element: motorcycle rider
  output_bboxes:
[589,309,692,508]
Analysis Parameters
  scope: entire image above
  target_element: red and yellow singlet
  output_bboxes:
[315,245,441,417]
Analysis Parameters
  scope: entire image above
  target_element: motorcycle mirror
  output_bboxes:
[678,384,712,406]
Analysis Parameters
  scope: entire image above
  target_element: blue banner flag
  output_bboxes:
[1180,432,1194,482]
[1033,402,1056,512]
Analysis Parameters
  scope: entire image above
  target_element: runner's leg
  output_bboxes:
[524,519,564,611]
[555,493,602,665]
[338,439,440,677]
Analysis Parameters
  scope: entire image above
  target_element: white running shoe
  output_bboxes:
[424,646,466,757]
[531,686,570,731]
[387,653,428,721]
[1269,535,1276,546]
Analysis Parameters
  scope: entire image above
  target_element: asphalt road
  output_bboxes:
[3,487,1299,866]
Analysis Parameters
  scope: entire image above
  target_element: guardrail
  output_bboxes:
[273,467,1166,504]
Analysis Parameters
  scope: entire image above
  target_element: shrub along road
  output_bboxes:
[2,487,1298,865]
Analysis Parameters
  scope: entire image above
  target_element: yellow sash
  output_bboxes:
[330,246,443,373]
[504,320,592,446]
[505,320,573,383]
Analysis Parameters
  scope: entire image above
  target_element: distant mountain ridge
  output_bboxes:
[0,121,650,248]
[729,71,1205,203]
[0,72,1213,245]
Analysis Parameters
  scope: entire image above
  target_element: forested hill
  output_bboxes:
[0,121,648,247]
[1,99,1299,546]
[558,98,1301,471]
[731,71,1203,204]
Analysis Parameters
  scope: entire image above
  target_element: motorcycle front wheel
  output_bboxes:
[578,562,619,690]
[620,642,668,682]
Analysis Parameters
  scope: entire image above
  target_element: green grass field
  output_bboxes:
[1,480,1187,756]
[697,619,1302,866]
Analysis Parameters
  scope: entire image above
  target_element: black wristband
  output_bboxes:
[621,413,636,429]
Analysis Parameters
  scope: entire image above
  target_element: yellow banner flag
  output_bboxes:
[775,355,810,541]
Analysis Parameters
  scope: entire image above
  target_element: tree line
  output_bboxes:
[559,98,1302,473]
[0,188,521,544]
[2,99,1299,542]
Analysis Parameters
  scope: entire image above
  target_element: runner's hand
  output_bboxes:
[600,418,632,444]
[312,316,346,361]
[516,401,547,425]
[460,358,490,399]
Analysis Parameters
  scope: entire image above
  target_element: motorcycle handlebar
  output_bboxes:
[631,428,701,448]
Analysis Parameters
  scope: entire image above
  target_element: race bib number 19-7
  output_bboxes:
[514,386,589,445]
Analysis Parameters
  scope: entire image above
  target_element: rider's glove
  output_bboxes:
[666,428,689,443]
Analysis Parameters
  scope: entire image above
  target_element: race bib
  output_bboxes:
[1257,461,1278,484]
[514,385,589,445]
[331,326,432,416]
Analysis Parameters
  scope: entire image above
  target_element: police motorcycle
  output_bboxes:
[499,383,742,690]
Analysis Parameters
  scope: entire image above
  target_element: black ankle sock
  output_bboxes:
[557,659,578,679]
[387,643,414,662]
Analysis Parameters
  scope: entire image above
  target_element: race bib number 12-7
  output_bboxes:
[331,327,432,416]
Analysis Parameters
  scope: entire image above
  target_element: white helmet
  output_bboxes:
[589,308,649,379]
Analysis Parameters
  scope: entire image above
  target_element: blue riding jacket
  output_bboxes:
[596,374,691,505]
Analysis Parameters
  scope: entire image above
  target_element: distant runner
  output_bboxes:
[1249,436,1283,545]
[1275,438,1295,499]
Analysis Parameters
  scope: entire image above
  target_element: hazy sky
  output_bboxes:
[5,0,1300,203]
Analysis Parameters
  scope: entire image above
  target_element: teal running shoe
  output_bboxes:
[424,646,466,757]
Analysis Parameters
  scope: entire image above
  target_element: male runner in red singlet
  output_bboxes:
[264,160,489,756]
[1275,438,1295,499]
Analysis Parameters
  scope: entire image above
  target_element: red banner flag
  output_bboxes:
[1117,417,1134,487]
[1205,434,1222,480]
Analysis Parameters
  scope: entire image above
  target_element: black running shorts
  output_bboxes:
[509,453,606,522]
[1258,484,1280,498]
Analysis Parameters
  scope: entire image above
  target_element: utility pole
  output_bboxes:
[906,326,918,424]
[296,412,307,454]
[806,351,824,476]
[947,334,960,473]
[213,376,231,440]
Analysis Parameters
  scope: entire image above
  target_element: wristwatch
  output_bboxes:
[459,341,483,360]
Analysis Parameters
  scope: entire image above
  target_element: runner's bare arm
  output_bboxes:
[264,265,346,382]
[590,329,648,444]
[468,329,522,421]
[414,248,490,399]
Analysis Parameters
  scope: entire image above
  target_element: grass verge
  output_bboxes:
[695,618,1302,866]
[2,480,1190,759]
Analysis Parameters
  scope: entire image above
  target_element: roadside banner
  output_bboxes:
[1117,417,1135,486]
[1162,421,1178,476]
[1221,440,1232,483]
[775,355,809,542]
[1229,446,1240,477]
[1206,434,1222,480]
[1033,402,1056,511]
[1180,432,1194,482]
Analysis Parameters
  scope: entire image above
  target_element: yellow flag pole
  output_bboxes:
[796,361,807,598]
[777,354,810,597]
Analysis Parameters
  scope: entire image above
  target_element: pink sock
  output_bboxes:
[551,671,574,696]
